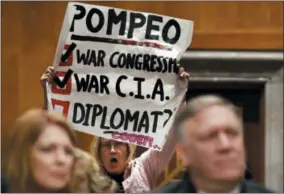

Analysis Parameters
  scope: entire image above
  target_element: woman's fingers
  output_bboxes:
[178,67,190,80]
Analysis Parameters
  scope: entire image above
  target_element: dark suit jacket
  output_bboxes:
[1,173,9,193]
[244,165,253,181]
[152,173,274,193]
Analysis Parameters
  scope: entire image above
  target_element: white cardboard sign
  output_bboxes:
[47,2,194,150]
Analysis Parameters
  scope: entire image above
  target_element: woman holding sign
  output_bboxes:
[41,66,189,193]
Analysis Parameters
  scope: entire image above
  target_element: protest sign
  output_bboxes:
[47,2,194,150]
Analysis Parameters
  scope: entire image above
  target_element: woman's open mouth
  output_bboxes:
[110,157,118,164]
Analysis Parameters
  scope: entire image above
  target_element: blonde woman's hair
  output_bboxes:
[3,109,77,192]
[70,148,117,193]
[90,136,136,173]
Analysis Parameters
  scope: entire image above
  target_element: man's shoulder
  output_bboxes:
[152,180,186,193]
[243,180,275,193]
[152,180,276,193]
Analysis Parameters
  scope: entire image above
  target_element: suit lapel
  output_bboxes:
[180,172,198,193]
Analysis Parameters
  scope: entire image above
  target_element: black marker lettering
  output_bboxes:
[135,54,143,70]
[128,13,146,39]
[124,109,139,131]
[145,15,163,40]
[88,75,99,93]
[109,108,124,129]
[118,54,126,68]
[156,56,163,72]
[142,54,150,72]
[88,75,110,94]
[73,102,85,123]
[109,51,119,68]
[107,9,127,36]
[151,111,163,133]
[70,5,86,32]
[108,52,177,74]
[174,62,179,74]
[162,19,181,44]
[71,7,181,45]
[91,104,103,126]
[137,111,150,133]
[76,49,90,65]
[100,75,110,94]
[162,57,168,73]
[82,103,93,126]
[100,106,110,129]
[133,77,145,99]
[151,79,165,101]
[125,54,136,69]
[86,8,104,33]
[72,103,174,135]
[88,50,97,66]
[150,54,157,72]
[76,49,106,66]
[74,73,89,92]
[168,57,178,73]
[116,75,127,97]
[163,109,173,127]
[98,50,106,66]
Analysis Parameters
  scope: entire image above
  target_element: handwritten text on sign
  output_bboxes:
[47,2,194,150]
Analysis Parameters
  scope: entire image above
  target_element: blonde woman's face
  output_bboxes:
[100,138,128,174]
[30,124,74,191]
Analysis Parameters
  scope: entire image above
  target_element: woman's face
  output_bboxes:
[30,124,74,191]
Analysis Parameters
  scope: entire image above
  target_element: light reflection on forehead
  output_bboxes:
[181,105,242,142]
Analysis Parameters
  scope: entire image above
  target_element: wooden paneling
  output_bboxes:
[166,1,283,49]
[1,1,282,153]
[1,3,21,158]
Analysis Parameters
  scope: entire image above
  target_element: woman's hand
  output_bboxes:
[40,66,54,88]
[178,66,190,80]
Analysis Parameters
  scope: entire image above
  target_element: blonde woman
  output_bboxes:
[71,148,117,193]
[2,109,77,193]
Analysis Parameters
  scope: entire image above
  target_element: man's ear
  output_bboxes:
[176,143,190,168]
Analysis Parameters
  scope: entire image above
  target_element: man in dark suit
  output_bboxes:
[153,95,274,193]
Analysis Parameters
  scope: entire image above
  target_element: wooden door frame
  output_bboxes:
[180,50,283,192]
